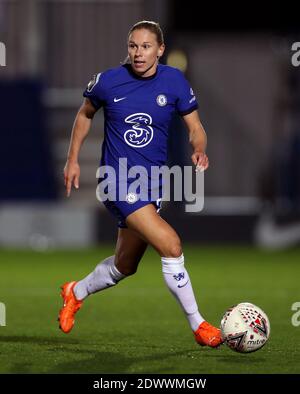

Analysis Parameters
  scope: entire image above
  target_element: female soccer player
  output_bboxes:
[59,20,222,348]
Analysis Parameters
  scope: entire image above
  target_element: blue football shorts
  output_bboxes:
[102,197,163,228]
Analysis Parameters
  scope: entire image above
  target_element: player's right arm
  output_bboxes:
[64,98,98,197]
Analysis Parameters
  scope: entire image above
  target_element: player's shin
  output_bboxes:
[161,254,204,331]
[73,255,126,300]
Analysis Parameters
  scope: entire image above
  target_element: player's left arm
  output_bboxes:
[182,110,209,172]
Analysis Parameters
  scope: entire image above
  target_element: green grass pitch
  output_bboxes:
[0,245,300,374]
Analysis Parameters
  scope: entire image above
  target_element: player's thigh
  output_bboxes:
[125,204,182,257]
[114,227,148,275]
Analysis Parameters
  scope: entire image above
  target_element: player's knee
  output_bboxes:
[163,238,182,258]
[169,243,182,258]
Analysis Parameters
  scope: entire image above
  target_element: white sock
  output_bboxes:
[162,254,205,331]
[73,255,126,300]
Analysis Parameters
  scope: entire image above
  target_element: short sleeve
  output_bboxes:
[175,71,198,116]
[83,73,105,110]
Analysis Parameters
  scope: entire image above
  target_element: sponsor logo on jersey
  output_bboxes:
[156,94,167,106]
[124,113,154,148]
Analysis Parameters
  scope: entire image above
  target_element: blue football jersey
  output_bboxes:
[83,64,198,201]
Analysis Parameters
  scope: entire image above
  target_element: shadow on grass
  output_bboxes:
[48,349,193,374]
[0,335,190,373]
[0,335,79,345]
[2,335,266,373]
[206,346,267,363]
[187,348,267,364]
[216,355,266,363]
[49,351,131,373]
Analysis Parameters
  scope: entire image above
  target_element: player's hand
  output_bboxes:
[191,151,209,172]
[64,160,80,197]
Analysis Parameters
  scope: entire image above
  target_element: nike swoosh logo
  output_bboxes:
[178,280,189,288]
[114,97,126,102]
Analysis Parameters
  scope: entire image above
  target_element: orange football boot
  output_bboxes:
[194,321,223,348]
[58,281,83,333]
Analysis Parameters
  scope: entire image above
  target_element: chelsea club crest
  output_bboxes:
[156,94,167,106]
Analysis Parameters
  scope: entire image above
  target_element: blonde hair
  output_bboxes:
[128,20,164,46]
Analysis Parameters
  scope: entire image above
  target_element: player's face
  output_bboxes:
[128,28,165,78]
